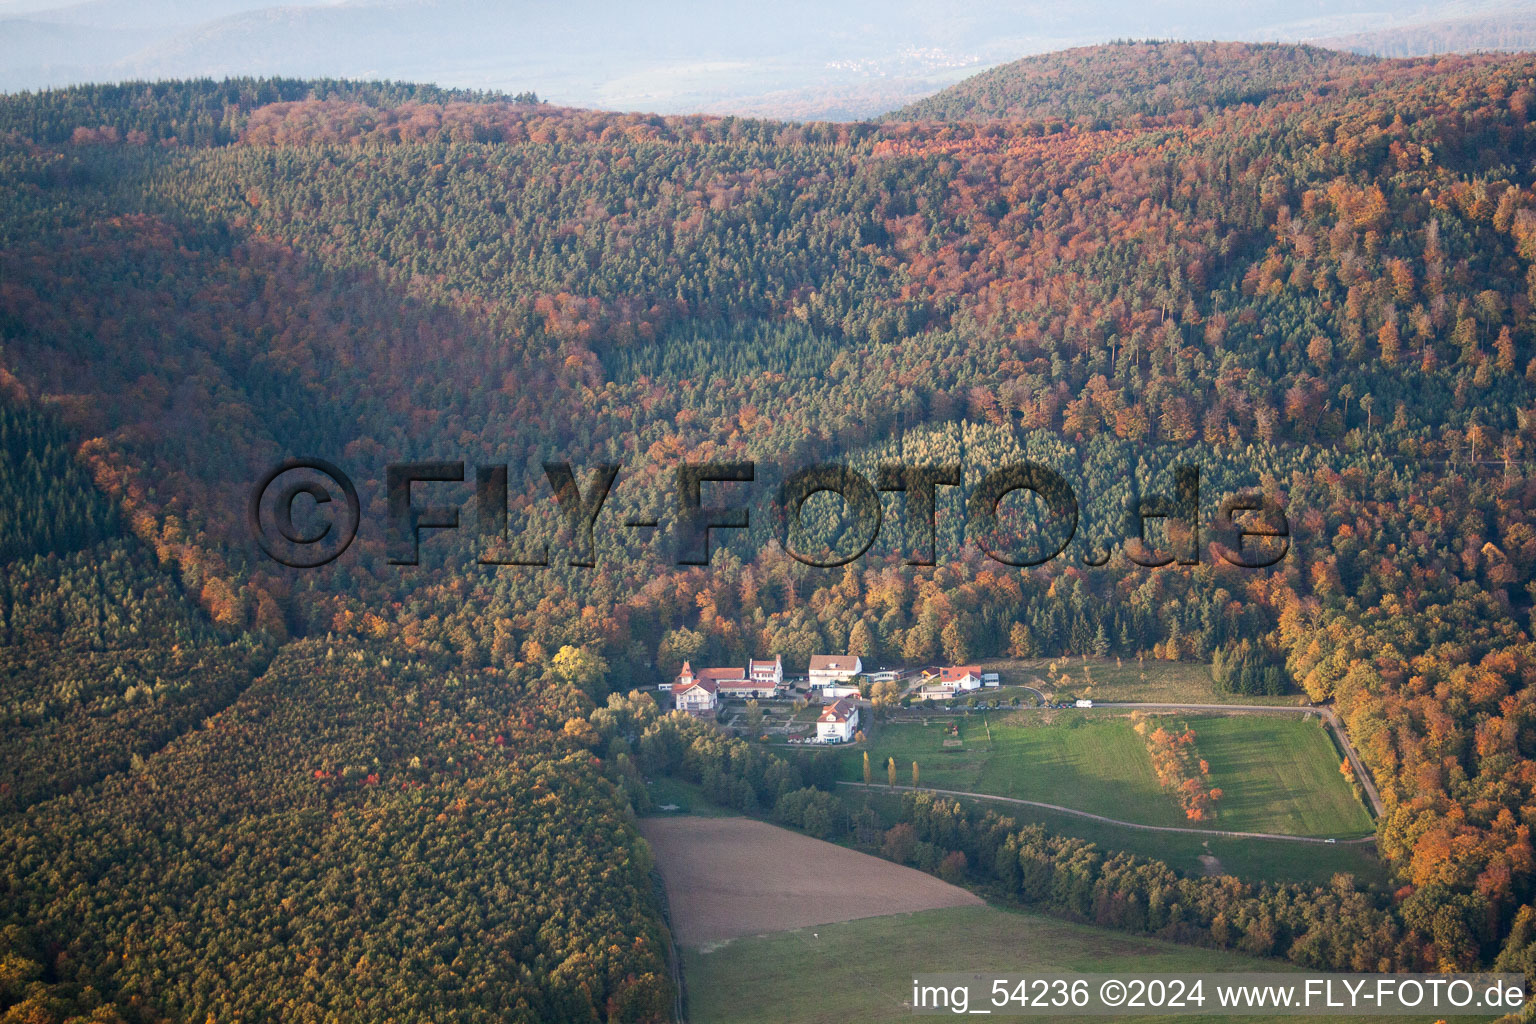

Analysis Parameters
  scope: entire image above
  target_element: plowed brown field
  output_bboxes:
[640,815,982,945]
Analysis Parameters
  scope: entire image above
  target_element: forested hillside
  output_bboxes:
[3,39,1536,1018]
[887,41,1380,123]
[0,396,668,1022]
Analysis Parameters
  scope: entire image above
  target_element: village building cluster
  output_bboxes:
[665,653,865,743]
[664,652,1008,743]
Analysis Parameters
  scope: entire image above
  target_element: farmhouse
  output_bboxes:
[808,654,862,694]
[815,698,860,743]
[672,666,719,714]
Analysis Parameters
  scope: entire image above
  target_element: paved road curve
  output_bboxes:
[837,781,1377,845]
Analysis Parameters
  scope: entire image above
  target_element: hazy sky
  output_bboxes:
[1,0,1529,118]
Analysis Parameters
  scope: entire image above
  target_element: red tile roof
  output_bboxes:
[818,697,857,723]
[940,665,982,683]
[717,677,773,690]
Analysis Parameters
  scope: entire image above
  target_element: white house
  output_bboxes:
[672,667,719,714]
[747,656,784,689]
[808,654,862,691]
[938,665,983,692]
[914,665,984,702]
[816,698,860,743]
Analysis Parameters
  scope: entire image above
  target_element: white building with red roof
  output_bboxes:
[816,697,860,743]
[747,656,783,688]
[939,665,983,691]
[916,665,984,701]
[671,657,784,706]
[671,663,719,714]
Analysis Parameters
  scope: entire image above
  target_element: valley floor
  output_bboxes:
[651,816,1443,1024]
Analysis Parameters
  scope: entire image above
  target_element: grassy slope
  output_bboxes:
[844,712,1369,837]
[844,789,1385,888]
[1195,716,1374,838]
[682,905,1429,1024]
[974,656,1306,705]
[643,775,736,817]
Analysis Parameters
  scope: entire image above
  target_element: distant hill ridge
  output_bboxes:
[1317,11,1536,58]
[883,40,1385,123]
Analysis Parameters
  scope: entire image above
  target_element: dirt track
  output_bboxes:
[837,781,1376,843]
[639,815,981,946]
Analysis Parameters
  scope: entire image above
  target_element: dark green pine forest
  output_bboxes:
[2,38,1536,1021]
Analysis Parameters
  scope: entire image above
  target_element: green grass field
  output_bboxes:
[643,776,734,816]
[845,789,1386,888]
[682,905,1435,1024]
[1193,716,1372,837]
[837,711,1373,839]
[973,657,1306,706]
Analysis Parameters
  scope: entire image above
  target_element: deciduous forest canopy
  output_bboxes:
[2,38,1536,1022]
